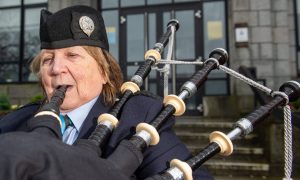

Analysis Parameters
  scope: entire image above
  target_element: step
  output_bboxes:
[176,116,236,123]
[174,121,233,133]
[213,175,282,180]
[187,145,265,161]
[204,161,270,176]
[175,132,261,147]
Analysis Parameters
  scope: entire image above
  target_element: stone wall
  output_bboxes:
[0,84,42,106]
[266,123,300,177]
[229,0,297,96]
[203,95,255,117]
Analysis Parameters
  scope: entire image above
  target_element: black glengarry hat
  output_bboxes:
[40,5,109,51]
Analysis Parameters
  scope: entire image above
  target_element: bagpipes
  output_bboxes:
[0,19,183,180]
[145,80,300,180]
[0,19,299,180]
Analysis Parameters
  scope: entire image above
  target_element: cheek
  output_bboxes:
[86,62,105,83]
[82,73,104,92]
[41,74,50,86]
[40,69,52,96]
[77,68,104,97]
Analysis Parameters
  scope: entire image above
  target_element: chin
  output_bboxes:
[60,101,79,113]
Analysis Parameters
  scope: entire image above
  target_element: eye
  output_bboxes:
[42,57,53,65]
[67,52,79,58]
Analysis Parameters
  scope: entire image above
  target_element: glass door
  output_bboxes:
[119,1,227,115]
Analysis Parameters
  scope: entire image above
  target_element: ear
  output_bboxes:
[40,9,52,25]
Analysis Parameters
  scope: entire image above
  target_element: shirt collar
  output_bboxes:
[62,96,98,131]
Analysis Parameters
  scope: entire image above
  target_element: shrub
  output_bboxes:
[0,94,10,110]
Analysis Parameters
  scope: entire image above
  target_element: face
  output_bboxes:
[40,46,106,113]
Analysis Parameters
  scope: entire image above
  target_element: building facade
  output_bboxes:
[0,0,298,114]
[0,0,299,178]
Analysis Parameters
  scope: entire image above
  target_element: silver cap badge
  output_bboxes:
[79,16,95,37]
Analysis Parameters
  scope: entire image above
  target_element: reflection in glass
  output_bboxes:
[174,10,196,85]
[24,7,44,82]
[127,65,147,79]
[148,13,156,51]
[101,0,118,8]
[163,12,171,28]
[174,0,198,3]
[162,12,171,59]
[24,0,47,4]
[127,14,144,62]
[203,1,226,57]
[128,65,157,81]
[208,69,226,78]
[175,10,195,59]
[148,0,171,5]
[0,64,19,82]
[0,8,20,82]
[103,10,119,60]
[121,0,145,7]
[176,64,196,78]
[0,0,20,7]
[205,80,227,95]
[203,2,227,80]
[127,66,137,78]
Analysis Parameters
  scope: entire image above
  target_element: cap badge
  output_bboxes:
[79,16,94,37]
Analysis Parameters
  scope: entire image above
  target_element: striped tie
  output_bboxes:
[62,115,78,145]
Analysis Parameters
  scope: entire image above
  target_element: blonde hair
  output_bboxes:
[30,46,123,106]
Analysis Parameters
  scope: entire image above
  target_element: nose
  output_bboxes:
[51,55,67,75]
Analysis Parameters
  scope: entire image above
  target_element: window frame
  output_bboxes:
[0,0,47,84]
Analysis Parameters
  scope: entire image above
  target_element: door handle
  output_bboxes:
[120,16,126,24]
[195,10,201,19]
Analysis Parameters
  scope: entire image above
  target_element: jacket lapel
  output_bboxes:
[77,95,110,139]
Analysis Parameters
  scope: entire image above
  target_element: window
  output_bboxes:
[0,0,47,83]
[102,10,119,60]
[120,0,145,7]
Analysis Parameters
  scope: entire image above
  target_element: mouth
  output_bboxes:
[55,85,73,92]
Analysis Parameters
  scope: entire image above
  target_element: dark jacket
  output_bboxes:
[0,93,213,180]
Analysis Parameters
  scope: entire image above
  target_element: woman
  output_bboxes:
[0,5,213,180]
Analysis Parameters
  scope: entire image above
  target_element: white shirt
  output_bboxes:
[61,96,98,145]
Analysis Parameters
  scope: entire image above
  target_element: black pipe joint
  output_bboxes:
[208,48,228,66]
[279,81,300,102]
